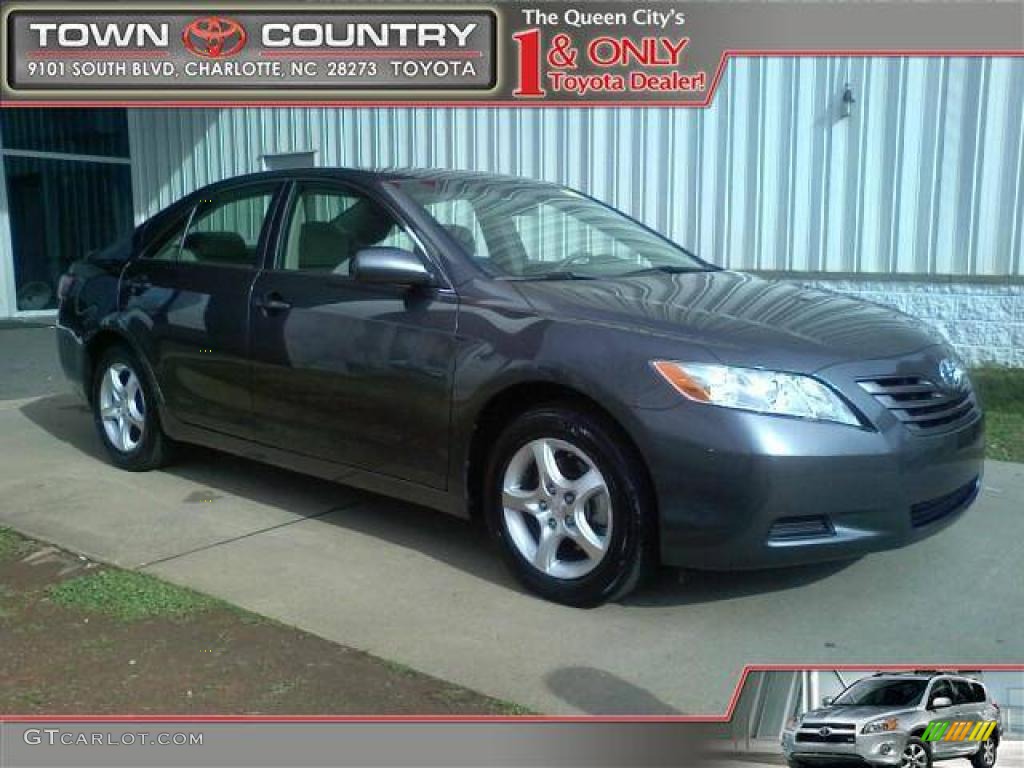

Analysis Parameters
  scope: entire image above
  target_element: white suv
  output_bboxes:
[782,673,1001,768]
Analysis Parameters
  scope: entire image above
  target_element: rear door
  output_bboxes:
[122,182,284,437]
[247,179,458,489]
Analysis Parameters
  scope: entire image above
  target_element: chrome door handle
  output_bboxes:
[254,292,292,313]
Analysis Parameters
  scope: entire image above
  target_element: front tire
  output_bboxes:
[971,736,997,768]
[901,738,932,768]
[483,402,654,607]
[92,345,172,471]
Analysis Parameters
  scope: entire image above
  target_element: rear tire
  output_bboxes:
[483,402,654,607]
[91,345,172,471]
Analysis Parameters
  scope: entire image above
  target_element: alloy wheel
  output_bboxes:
[901,743,929,768]
[98,362,146,453]
[981,738,996,766]
[501,437,613,580]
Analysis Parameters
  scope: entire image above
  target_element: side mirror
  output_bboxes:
[931,697,953,710]
[822,696,835,707]
[351,247,433,287]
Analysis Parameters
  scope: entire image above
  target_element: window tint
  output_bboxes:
[951,681,973,706]
[147,216,189,262]
[281,186,417,274]
[179,187,277,267]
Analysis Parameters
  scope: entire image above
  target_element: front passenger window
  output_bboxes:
[281,187,416,275]
[930,680,952,706]
[950,681,973,706]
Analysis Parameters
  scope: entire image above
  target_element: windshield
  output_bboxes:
[832,679,928,707]
[389,177,712,279]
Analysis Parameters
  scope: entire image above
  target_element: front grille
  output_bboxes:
[858,376,979,434]
[796,731,856,744]
[911,477,980,528]
[768,515,835,541]
[801,723,856,731]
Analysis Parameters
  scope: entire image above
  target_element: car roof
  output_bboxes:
[197,166,562,190]
[868,672,982,683]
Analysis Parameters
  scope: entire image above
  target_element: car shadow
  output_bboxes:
[624,558,859,608]
[20,392,858,608]
[544,666,682,715]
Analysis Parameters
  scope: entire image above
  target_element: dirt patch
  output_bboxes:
[0,530,527,715]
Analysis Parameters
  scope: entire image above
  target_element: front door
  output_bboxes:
[247,180,458,489]
[925,679,958,758]
[121,182,283,437]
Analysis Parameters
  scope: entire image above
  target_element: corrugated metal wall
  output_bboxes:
[129,56,1024,277]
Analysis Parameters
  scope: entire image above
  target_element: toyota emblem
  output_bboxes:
[182,16,247,58]
[938,358,967,394]
[818,726,832,737]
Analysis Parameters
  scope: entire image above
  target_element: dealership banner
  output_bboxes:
[2,1,1022,105]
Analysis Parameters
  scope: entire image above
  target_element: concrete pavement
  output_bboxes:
[0,322,62,401]
[1,385,1022,715]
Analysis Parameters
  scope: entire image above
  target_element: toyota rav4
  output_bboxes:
[782,673,1001,768]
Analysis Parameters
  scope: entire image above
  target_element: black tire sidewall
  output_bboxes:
[483,403,651,607]
[91,345,165,471]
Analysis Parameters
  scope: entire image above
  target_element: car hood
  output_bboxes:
[802,705,918,724]
[512,270,942,372]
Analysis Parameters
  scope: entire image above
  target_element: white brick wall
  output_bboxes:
[795,278,1024,368]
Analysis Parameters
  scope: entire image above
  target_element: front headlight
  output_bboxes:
[862,717,899,734]
[652,361,862,426]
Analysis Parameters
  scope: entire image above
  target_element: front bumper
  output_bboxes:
[782,728,908,767]
[635,354,985,570]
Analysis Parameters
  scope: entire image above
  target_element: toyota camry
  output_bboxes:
[57,169,985,606]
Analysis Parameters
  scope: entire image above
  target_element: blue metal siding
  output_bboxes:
[128,56,1024,276]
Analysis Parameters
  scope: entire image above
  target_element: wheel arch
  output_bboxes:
[464,380,658,533]
[83,328,164,407]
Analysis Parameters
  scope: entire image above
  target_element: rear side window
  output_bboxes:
[147,185,279,266]
[146,215,190,262]
[183,187,277,266]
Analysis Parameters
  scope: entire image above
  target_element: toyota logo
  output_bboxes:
[818,726,832,737]
[938,358,967,394]
[182,16,247,58]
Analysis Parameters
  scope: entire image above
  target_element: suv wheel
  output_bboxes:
[901,738,932,768]
[92,345,173,471]
[484,403,654,607]
[971,736,997,768]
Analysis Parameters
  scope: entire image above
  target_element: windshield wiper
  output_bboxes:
[503,271,596,282]
[620,265,715,277]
